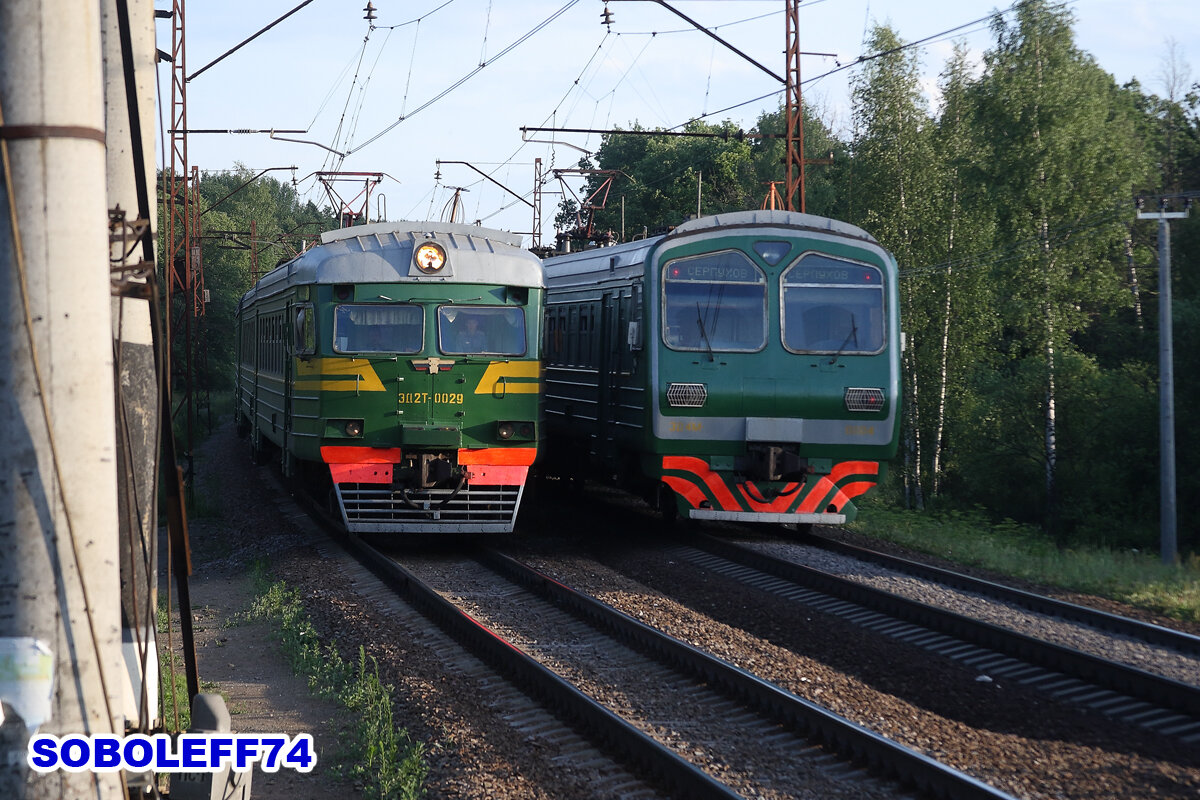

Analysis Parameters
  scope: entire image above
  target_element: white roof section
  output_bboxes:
[320,220,524,248]
[241,220,543,307]
[671,210,879,244]
[541,237,658,288]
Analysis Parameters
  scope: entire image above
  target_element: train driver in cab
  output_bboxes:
[455,315,488,352]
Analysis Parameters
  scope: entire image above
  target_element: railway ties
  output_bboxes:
[681,534,1200,743]
[788,527,1200,658]
[343,535,1016,800]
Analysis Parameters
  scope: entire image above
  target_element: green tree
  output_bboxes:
[558,120,756,241]
[923,43,1001,500]
[559,102,846,239]
[747,102,848,217]
[157,166,336,403]
[848,24,939,510]
[195,168,334,391]
[968,0,1142,536]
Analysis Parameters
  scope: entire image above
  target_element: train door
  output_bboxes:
[282,300,296,475]
[596,292,617,466]
[251,311,260,434]
[248,311,266,463]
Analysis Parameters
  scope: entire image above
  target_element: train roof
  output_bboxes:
[240,221,543,308]
[319,220,524,248]
[541,210,886,288]
[669,209,880,244]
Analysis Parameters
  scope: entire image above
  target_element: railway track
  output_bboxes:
[788,529,1200,657]
[682,532,1200,741]
[340,532,1016,800]
[676,532,1200,743]
[263,467,1198,797]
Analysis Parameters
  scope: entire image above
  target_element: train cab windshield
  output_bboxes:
[781,254,885,354]
[439,305,527,356]
[333,303,424,354]
[662,250,767,353]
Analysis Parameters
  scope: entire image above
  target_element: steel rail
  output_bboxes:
[339,534,742,800]
[690,534,1200,718]
[792,528,1200,656]
[479,548,1017,800]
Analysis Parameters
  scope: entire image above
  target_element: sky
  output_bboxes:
[156,0,1200,243]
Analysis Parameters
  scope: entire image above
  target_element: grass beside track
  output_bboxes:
[851,502,1200,623]
[245,569,428,800]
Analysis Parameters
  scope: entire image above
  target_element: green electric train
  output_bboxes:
[541,210,901,526]
[234,221,543,533]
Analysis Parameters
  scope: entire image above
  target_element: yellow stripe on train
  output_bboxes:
[293,357,386,392]
[473,360,541,395]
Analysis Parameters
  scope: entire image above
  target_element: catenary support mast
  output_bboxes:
[1137,197,1190,565]
[104,0,161,738]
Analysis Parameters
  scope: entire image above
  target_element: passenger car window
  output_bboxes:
[333,304,424,354]
[661,250,766,353]
[781,255,884,354]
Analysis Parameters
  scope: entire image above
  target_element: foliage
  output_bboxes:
[851,500,1200,622]
[748,103,848,217]
[247,576,428,800]
[847,24,939,511]
[559,103,841,239]
[966,1,1147,538]
[560,119,757,240]
[157,166,336,396]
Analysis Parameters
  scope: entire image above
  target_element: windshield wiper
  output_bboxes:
[827,314,858,365]
[695,302,715,362]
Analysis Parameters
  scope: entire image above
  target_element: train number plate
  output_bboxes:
[398,392,464,405]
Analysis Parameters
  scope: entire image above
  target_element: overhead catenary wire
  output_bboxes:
[296,0,458,204]
[241,0,1089,241]
[337,25,399,170]
[434,25,615,224]
[514,0,1034,225]
[347,0,582,155]
[604,5,789,38]
[663,0,1037,134]
[512,1,1105,247]
[478,0,494,66]
[187,0,316,83]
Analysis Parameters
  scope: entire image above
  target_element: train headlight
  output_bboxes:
[753,240,791,266]
[495,421,534,441]
[325,418,367,438]
[414,242,447,273]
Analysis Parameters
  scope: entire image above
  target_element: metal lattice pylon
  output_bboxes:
[784,0,805,212]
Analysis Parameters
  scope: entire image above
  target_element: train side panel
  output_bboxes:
[541,239,655,484]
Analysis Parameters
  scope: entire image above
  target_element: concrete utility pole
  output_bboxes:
[1137,197,1191,565]
[1,1,124,798]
